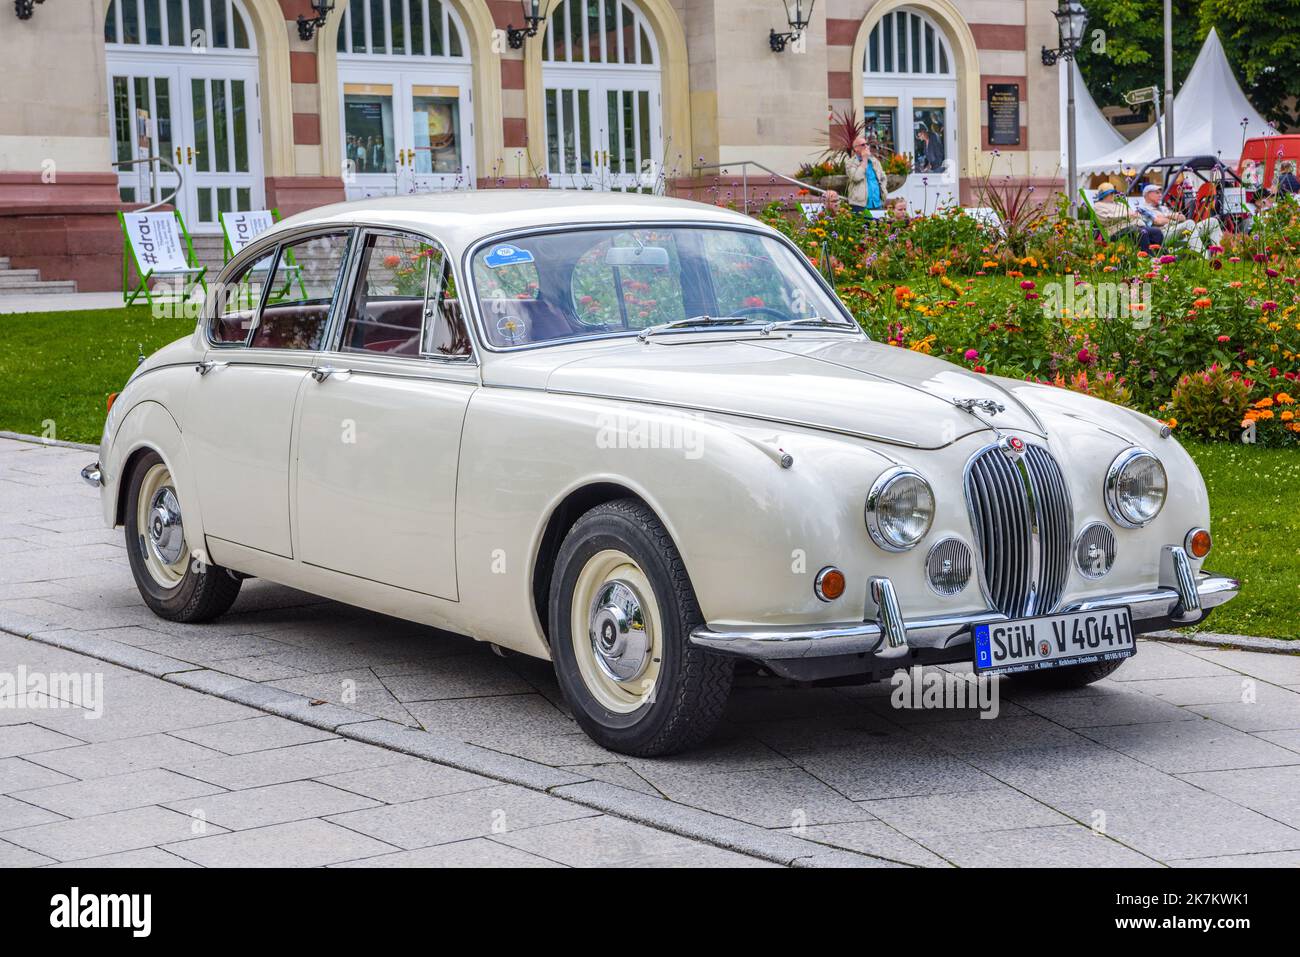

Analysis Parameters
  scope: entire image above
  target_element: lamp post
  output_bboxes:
[770,0,816,53]
[1163,0,1174,155]
[1042,0,1089,216]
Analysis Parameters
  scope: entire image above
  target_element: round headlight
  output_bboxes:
[1105,448,1167,528]
[866,468,935,551]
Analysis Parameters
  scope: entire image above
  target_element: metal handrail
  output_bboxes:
[692,160,824,213]
[111,155,182,212]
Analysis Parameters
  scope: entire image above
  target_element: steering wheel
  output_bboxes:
[730,305,792,323]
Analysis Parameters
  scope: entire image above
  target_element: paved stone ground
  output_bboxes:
[3,436,1300,867]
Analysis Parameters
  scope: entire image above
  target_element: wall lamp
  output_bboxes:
[297,0,335,42]
[508,0,546,49]
[770,0,815,53]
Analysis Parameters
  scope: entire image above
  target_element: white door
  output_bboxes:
[339,68,474,199]
[183,63,264,230]
[294,229,474,600]
[544,73,661,191]
[105,1,264,233]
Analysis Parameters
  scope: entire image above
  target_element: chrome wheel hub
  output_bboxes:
[147,487,184,566]
[589,581,651,682]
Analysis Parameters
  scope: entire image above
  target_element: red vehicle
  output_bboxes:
[1237,134,1300,190]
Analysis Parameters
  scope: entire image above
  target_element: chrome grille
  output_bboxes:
[965,443,1072,617]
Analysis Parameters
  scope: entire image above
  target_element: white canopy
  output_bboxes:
[1078,28,1275,174]
[1060,59,1126,170]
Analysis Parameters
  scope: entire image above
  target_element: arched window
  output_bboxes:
[104,0,262,231]
[336,0,468,58]
[861,6,956,197]
[104,0,252,50]
[542,0,663,191]
[336,0,475,195]
[542,0,658,66]
[865,8,952,77]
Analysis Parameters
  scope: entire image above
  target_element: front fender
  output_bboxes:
[102,396,207,560]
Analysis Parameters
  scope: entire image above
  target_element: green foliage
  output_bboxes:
[1169,364,1253,439]
[1075,0,1300,128]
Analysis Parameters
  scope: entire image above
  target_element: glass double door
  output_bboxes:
[544,70,661,191]
[340,67,473,198]
[107,55,263,232]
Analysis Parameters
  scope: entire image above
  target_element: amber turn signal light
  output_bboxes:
[106,392,119,413]
[814,566,846,602]
[1185,528,1212,559]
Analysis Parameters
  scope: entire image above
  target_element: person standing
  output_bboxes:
[846,135,889,216]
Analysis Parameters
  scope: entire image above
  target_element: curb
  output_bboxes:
[0,613,905,869]
[1150,629,1300,655]
[0,431,98,452]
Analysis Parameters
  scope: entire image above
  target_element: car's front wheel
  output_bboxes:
[549,499,733,756]
[124,451,242,622]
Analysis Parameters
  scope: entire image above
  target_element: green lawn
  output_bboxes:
[0,307,1295,640]
[1185,442,1300,641]
[0,306,192,445]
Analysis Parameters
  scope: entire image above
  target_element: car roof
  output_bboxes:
[271,190,764,255]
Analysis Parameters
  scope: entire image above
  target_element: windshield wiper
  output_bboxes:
[758,317,855,336]
[636,314,752,341]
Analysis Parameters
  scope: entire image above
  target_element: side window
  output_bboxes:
[211,251,274,344]
[340,232,471,359]
[249,231,351,350]
[569,231,685,330]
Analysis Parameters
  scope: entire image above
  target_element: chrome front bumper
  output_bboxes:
[690,548,1239,663]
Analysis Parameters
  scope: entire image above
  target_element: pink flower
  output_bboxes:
[1020,280,1035,290]
[1217,335,1230,342]
[1158,255,1176,264]
[1262,300,1280,311]
[1077,348,1094,365]
[964,348,980,361]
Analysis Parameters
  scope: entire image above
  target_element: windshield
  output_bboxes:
[470,225,854,348]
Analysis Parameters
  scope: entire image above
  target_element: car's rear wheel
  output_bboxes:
[549,499,733,756]
[1015,656,1127,689]
[124,451,242,622]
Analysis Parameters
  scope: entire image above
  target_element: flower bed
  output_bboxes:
[759,195,1300,445]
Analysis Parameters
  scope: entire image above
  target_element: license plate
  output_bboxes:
[973,607,1136,675]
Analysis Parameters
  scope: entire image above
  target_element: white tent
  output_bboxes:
[1078,28,1275,174]
[1061,59,1126,170]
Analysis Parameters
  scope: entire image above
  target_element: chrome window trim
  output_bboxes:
[458,220,864,355]
[322,224,478,367]
[1104,447,1166,529]
[204,225,357,353]
[864,465,934,552]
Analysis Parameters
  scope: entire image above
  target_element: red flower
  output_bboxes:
[743,295,765,308]
[1077,348,1094,365]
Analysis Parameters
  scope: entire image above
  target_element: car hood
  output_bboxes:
[534,335,1046,450]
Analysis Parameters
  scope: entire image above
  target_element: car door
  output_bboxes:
[293,228,476,600]
[185,228,354,558]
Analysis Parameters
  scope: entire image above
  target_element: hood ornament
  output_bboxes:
[954,397,1005,417]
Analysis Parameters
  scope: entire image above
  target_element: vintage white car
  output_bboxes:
[83,192,1238,755]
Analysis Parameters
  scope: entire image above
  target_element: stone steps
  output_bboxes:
[0,256,77,296]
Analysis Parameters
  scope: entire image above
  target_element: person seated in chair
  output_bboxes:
[1135,183,1223,255]
[1092,187,1163,253]
[1276,160,1300,198]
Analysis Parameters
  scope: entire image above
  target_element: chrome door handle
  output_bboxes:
[311,366,348,382]
[195,360,228,375]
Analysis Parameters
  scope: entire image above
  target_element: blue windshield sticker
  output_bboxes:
[483,243,535,268]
